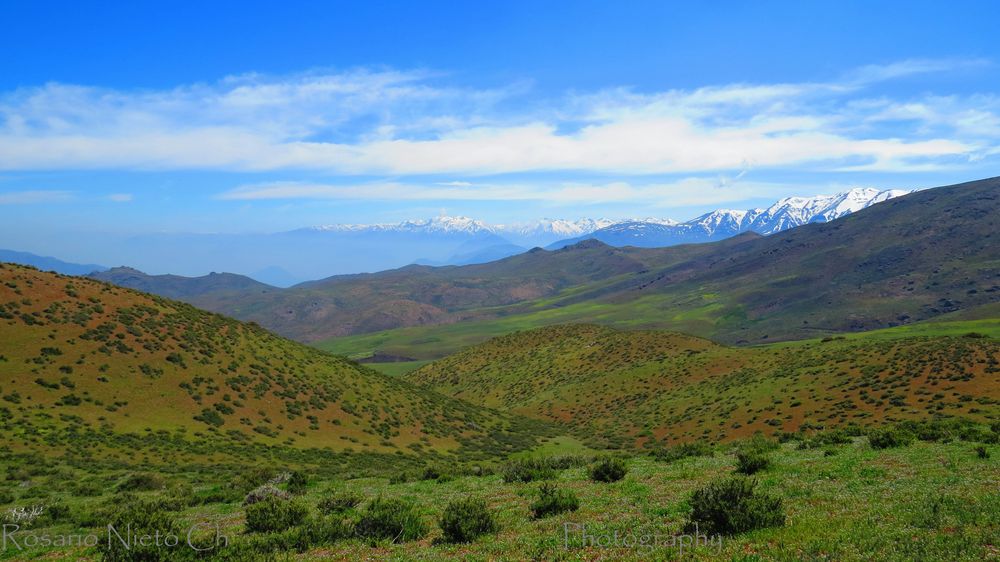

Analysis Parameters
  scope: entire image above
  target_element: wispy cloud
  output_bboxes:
[0,190,74,204]
[219,178,801,208]
[0,60,995,176]
[107,193,133,202]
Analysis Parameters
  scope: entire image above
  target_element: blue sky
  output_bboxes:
[2,0,999,243]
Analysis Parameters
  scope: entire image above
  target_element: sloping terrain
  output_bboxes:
[408,324,1000,448]
[0,263,555,465]
[318,177,999,361]
[89,266,276,299]
[157,239,733,342]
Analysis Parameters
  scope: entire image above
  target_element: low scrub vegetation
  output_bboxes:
[686,477,785,536]
[438,497,499,543]
[868,427,915,449]
[354,497,428,543]
[244,497,309,533]
[530,483,580,519]
[735,451,771,475]
[589,456,628,482]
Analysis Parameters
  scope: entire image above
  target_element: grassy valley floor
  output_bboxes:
[0,436,996,560]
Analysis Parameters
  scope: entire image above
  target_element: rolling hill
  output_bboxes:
[88,266,277,299]
[317,176,999,362]
[407,324,1000,448]
[0,263,556,469]
[151,238,747,342]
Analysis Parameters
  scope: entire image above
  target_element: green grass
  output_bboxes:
[363,360,432,376]
[2,439,997,560]
[405,324,1000,449]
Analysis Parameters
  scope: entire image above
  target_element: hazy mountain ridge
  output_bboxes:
[316,177,998,360]
[0,248,108,276]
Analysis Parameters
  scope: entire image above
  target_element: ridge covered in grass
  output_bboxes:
[0,263,556,469]
[408,324,1000,448]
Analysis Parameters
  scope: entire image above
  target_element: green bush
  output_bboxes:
[317,492,362,515]
[541,454,591,470]
[244,484,291,505]
[650,441,713,463]
[438,497,499,543]
[0,490,13,504]
[389,471,412,485]
[230,467,275,493]
[531,483,580,519]
[868,427,915,449]
[740,433,780,454]
[245,497,309,533]
[735,451,771,475]
[976,446,990,459]
[354,497,428,543]
[589,457,627,483]
[116,473,164,492]
[686,477,785,536]
[421,465,445,481]
[98,498,183,561]
[501,459,556,483]
[287,471,308,495]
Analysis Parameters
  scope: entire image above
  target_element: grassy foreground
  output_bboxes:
[1,433,996,561]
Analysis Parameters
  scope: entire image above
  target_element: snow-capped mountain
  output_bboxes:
[747,188,909,235]
[295,187,910,270]
[547,188,910,249]
[309,215,496,235]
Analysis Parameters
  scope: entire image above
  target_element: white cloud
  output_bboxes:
[219,178,800,208]
[0,190,74,204]
[0,61,995,176]
[108,193,133,202]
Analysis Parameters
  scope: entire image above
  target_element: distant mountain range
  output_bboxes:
[0,249,107,276]
[73,178,999,350]
[546,187,909,249]
[1,187,909,280]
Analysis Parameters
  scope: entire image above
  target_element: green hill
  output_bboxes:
[0,263,555,470]
[319,176,1000,363]
[407,324,1000,448]
[88,266,275,299]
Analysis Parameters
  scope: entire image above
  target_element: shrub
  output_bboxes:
[71,481,104,497]
[354,497,428,543]
[244,484,291,505]
[868,427,914,449]
[283,516,354,551]
[317,492,362,515]
[541,454,591,470]
[976,446,990,459]
[389,471,412,485]
[230,467,275,493]
[502,459,556,483]
[686,477,785,536]
[740,433,780,454]
[531,483,579,519]
[287,471,308,495]
[438,497,499,543]
[98,498,183,561]
[116,473,164,492]
[735,451,770,475]
[589,457,627,483]
[245,497,309,533]
[651,441,713,463]
[421,465,445,481]
[0,490,13,505]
